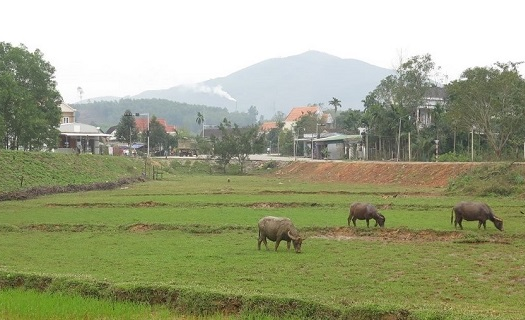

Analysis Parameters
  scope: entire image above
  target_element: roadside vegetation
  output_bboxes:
[1,153,525,319]
[447,162,525,197]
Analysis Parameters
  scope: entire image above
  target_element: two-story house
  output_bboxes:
[416,87,446,130]
[57,103,111,154]
[60,103,76,124]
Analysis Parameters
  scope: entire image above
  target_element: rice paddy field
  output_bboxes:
[1,163,525,319]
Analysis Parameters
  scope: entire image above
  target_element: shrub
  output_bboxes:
[447,163,525,197]
[438,152,471,162]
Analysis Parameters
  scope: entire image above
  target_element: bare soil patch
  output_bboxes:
[129,223,154,232]
[312,226,508,243]
[316,227,463,242]
[274,161,480,187]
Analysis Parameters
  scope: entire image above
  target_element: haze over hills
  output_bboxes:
[131,51,394,119]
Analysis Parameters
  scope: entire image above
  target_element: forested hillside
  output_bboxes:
[73,98,258,134]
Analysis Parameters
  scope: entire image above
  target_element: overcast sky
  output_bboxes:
[3,0,524,104]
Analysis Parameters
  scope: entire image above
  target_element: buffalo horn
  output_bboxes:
[288,230,297,240]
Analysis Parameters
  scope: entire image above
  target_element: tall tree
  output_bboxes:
[115,110,138,148]
[148,115,168,154]
[294,111,319,134]
[247,105,259,123]
[338,109,364,134]
[363,54,441,160]
[211,118,235,173]
[0,42,62,150]
[446,62,525,159]
[211,118,260,173]
[196,111,204,137]
[231,124,259,173]
[271,111,286,123]
[328,97,341,128]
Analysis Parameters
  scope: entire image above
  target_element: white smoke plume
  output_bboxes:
[187,84,236,101]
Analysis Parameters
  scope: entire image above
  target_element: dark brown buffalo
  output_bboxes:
[258,216,303,253]
[451,201,504,231]
[348,202,385,227]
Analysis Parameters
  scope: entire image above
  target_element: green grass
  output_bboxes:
[0,288,177,320]
[1,155,525,319]
[0,150,144,193]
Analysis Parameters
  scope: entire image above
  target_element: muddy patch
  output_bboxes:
[311,226,508,243]
[128,223,153,232]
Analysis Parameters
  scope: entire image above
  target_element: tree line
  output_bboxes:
[335,55,525,161]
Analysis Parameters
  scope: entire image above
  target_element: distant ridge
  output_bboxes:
[132,51,393,118]
[87,51,394,118]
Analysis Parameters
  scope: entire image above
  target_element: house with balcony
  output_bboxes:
[416,87,446,130]
[57,103,111,154]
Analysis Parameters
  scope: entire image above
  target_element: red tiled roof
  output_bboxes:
[135,118,176,133]
[135,118,149,132]
[260,121,278,132]
[285,106,320,122]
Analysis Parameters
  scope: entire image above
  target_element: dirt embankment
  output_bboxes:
[274,161,481,187]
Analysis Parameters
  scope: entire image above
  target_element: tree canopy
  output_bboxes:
[362,54,443,160]
[446,62,525,158]
[328,97,341,128]
[0,42,62,150]
[210,118,261,173]
[115,110,138,146]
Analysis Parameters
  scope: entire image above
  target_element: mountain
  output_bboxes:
[132,51,393,118]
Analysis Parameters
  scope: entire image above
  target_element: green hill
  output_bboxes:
[0,151,145,194]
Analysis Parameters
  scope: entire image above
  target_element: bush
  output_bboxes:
[447,163,525,196]
[437,152,471,162]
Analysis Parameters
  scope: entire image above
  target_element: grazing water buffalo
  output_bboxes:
[258,216,303,253]
[348,202,385,227]
[451,201,504,231]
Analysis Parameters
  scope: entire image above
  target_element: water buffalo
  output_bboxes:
[258,216,303,253]
[348,202,385,227]
[451,201,504,231]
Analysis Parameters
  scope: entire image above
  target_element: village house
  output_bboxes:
[416,87,447,130]
[57,103,111,154]
[283,105,332,131]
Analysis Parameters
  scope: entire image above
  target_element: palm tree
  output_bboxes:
[196,112,205,137]
[329,97,341,129]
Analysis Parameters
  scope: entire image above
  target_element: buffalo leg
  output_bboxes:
[258,237,268,250]
[454,218,463,230]
[275,238,281,251]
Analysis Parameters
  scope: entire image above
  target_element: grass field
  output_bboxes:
[1,170,525,319]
